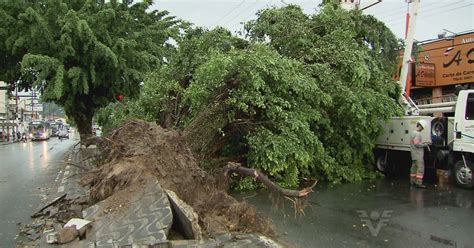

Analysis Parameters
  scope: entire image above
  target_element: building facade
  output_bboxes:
[0,81,44,140]
[406,31,474,109]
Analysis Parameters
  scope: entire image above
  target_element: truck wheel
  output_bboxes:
[375,152,391,174]
[453,159,474,189]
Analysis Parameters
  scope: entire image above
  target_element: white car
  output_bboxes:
[58,129,69,139]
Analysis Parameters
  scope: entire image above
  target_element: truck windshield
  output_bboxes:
[466,93,474,120]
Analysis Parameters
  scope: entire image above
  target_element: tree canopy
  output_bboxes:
[97,4,402,187]
[0,0,182,138]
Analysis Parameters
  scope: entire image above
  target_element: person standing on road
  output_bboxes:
[410,120,430,188]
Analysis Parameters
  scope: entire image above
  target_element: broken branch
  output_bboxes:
[224,162,317,197]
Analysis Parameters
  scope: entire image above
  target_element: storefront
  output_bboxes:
[407,31,474,107]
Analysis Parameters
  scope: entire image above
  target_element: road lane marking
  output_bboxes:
[57,186,64,193]
[64,170,70,176]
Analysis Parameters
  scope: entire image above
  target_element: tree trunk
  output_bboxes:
[74,112,93,142]
[183,103,230,157]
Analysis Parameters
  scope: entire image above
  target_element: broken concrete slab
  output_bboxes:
[64,218,92,230]
[165,189,202,240]
[80,178,172,246]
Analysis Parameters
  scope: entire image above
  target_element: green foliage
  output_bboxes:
[97,4,402,187]
[96,99,150,135]
[187,45,331,187]
[244,4,402,183]
[0,0,182,137]
[97,27,249,130]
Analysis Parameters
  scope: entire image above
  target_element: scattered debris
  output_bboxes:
[46,231,58,244]
[26,232,41,241]
[31,193,67,218]
[57,226,78,244]
[64,218,91,230]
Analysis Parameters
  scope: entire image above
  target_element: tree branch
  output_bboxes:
[223,162,317,197]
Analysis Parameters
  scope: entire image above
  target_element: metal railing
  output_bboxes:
[413,94,457,106]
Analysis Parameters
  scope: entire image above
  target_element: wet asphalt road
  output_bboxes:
[236,179,474,248]
[0,135,77,247]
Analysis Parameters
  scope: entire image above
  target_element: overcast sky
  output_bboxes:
[150,0,474,41]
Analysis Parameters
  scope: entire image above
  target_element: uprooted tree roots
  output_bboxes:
[82,119,317,237]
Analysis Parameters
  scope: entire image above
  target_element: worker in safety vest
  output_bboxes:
[410,120,430,188]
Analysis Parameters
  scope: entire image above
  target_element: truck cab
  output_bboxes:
[453,91,474,153]
[450,90,474,188]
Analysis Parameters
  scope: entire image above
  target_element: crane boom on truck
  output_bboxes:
[374,0,474,189]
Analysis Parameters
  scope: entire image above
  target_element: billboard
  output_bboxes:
[414,32,474,87]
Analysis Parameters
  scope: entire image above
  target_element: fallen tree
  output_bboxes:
[97,4,402,189]
[82,120,321,237]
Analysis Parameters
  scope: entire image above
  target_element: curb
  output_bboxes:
[0,140,20,146]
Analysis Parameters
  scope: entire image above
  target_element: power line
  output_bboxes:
[385,0,472,24]
[386,3,474,25]
[231,0,275,32]
[240,0,274,23]
[214,0,247,27]
[370,3,408,19]
[222,0,261,27]
[381,0,465,24]
[375,0,445,20]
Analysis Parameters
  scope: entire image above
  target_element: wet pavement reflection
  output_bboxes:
[0,136,77,246]
[234,178,474,247]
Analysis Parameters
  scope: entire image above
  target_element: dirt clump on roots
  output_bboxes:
[84,120,275,238]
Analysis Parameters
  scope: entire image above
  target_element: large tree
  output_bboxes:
[97,4,403,186]
[0,0,181,139]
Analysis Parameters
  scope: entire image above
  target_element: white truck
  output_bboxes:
[373,0,473,189]
[375,90,474,189]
